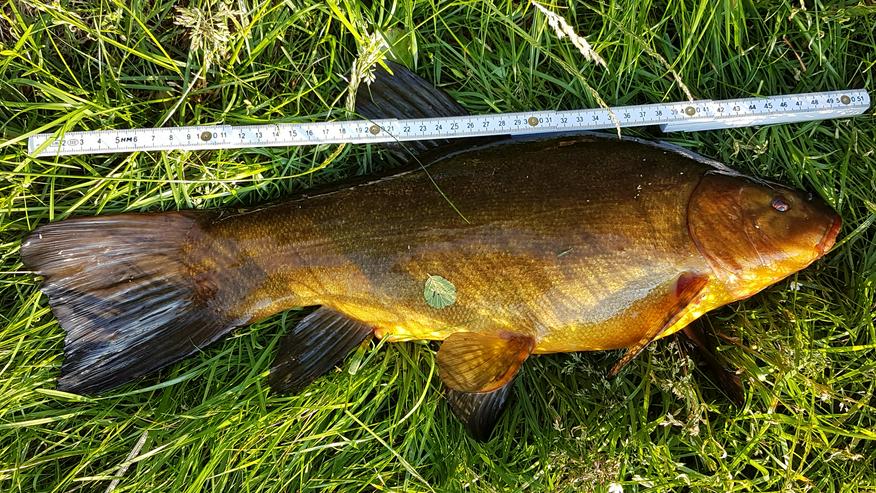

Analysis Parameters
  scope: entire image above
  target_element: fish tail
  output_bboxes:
[21,211,249,394]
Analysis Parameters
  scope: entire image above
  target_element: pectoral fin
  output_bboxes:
[680,325,744,406]
[609,272,708,376]
[437,331,534,393]
[446,380,515,442]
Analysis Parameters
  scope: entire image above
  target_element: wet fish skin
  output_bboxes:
[19,63,841,440]
[184,136,837,354]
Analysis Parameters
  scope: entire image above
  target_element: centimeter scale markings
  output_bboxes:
[28,90,870,157]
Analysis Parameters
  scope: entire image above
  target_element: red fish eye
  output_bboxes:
[771,197,790,212]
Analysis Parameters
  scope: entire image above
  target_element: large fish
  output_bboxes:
[21,63,841,440]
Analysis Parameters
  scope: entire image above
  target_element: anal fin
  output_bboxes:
[446,380,515,442]
[269,307,373,393]
[609,272,709,376]
[437,331,534,393]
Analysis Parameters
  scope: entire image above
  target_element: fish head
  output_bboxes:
[687,173,841,300]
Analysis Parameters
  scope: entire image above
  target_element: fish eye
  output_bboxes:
[771,196,790,212]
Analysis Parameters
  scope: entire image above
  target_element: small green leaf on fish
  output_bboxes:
[424,274,456,309]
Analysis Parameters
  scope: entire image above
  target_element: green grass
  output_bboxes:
[1,0,875,491]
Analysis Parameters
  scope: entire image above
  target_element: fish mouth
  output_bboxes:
[816,214,842,256]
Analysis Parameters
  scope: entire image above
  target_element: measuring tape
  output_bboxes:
[27,89,870,157]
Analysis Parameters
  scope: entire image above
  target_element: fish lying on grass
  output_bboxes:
[21,62,841,440]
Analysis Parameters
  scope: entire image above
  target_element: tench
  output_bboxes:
[21,62,841,440]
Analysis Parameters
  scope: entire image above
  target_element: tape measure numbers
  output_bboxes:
[27,89,870,157]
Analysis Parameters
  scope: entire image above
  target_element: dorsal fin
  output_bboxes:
[354,61,504,159]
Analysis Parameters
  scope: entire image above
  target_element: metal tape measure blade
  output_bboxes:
[27,89,870,157]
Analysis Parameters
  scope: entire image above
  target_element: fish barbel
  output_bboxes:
[21,63,841,440]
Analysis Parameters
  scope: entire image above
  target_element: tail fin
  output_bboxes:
[21,211,250,394]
